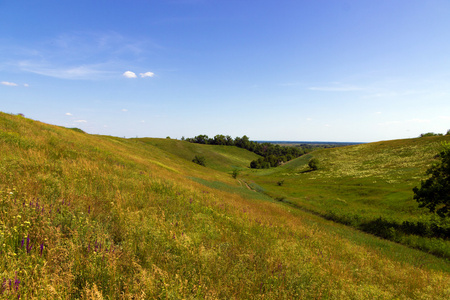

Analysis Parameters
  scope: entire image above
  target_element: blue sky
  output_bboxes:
[1,0,450,142]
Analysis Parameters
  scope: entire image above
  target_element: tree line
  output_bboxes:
[183,134,311,168]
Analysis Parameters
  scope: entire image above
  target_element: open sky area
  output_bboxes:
[1,0,450,142]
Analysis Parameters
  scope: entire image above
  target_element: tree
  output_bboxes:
[308,158,320,171]
[192,155,206,167]
[413,142,450,217]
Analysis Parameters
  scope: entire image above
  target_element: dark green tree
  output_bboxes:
[413,142,450,217]
[192,155,206,167]
[308,158,320,171]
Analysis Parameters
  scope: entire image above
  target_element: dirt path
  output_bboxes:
[238,180,256,192]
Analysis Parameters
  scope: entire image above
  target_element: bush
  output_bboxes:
[308,158,320,171]
[192,155,206,166]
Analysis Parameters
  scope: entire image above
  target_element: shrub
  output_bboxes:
[192,155,206,166]
[308,158,320,171]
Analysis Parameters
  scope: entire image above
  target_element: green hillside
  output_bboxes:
[134,137,260,173]
[243,136,450,258]
[1,112,450,299]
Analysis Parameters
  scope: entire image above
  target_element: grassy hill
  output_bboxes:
[1,111,450,299]
[243,136,450,258]
[134,137,260,173]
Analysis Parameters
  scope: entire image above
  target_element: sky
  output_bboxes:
[1,0,450,142]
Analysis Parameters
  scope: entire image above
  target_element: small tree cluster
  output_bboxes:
[420,132,444,137]
[185,134,308,169]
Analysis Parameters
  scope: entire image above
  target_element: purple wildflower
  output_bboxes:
[26,236,31,254]
[14,274,20,291]
[40,243,44,256]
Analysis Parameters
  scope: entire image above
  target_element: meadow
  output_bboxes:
[1,112,450,299]
[242,136,450,259]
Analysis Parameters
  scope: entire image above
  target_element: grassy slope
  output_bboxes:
[1,112,450,299]
[134,137,260,173]
[243,136,450,257]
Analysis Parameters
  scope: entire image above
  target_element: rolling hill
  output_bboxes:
[1,111,449,299]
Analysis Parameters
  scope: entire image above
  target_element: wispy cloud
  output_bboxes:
[75,120,87,123]
[19,60,116,80]
[1,81,18,86]
[121,109,128,112]
[5,31,160,80]
[65,113,72,116]
[140,71,155,78]
[123,71,137,78]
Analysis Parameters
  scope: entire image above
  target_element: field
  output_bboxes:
[242,137,450,259]
[1,111,450,299]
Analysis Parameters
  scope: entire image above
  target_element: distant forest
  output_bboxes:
[183,134,321,168]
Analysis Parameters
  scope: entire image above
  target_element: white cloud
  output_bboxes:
[140,71,155,78]
[121,109,128,112]
[65,112,72,116]
[123,71,137,78]
[75,120,87,123]
[1,81,18,86]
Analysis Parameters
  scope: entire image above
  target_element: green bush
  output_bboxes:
[192,155,206,166]
[308,158,320,171]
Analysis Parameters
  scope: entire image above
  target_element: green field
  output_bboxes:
[1,112,450,299]
[242,137,450,258]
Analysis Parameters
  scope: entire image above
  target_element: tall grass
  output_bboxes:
[1,112,450,299]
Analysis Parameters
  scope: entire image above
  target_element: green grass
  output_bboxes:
[1,111,450,299]
[243,136,450,258]
[134,137,260,173]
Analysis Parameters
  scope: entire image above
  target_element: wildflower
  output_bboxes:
[26,236,31,254]
[14,273,20,291]
[40,243,44,256]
